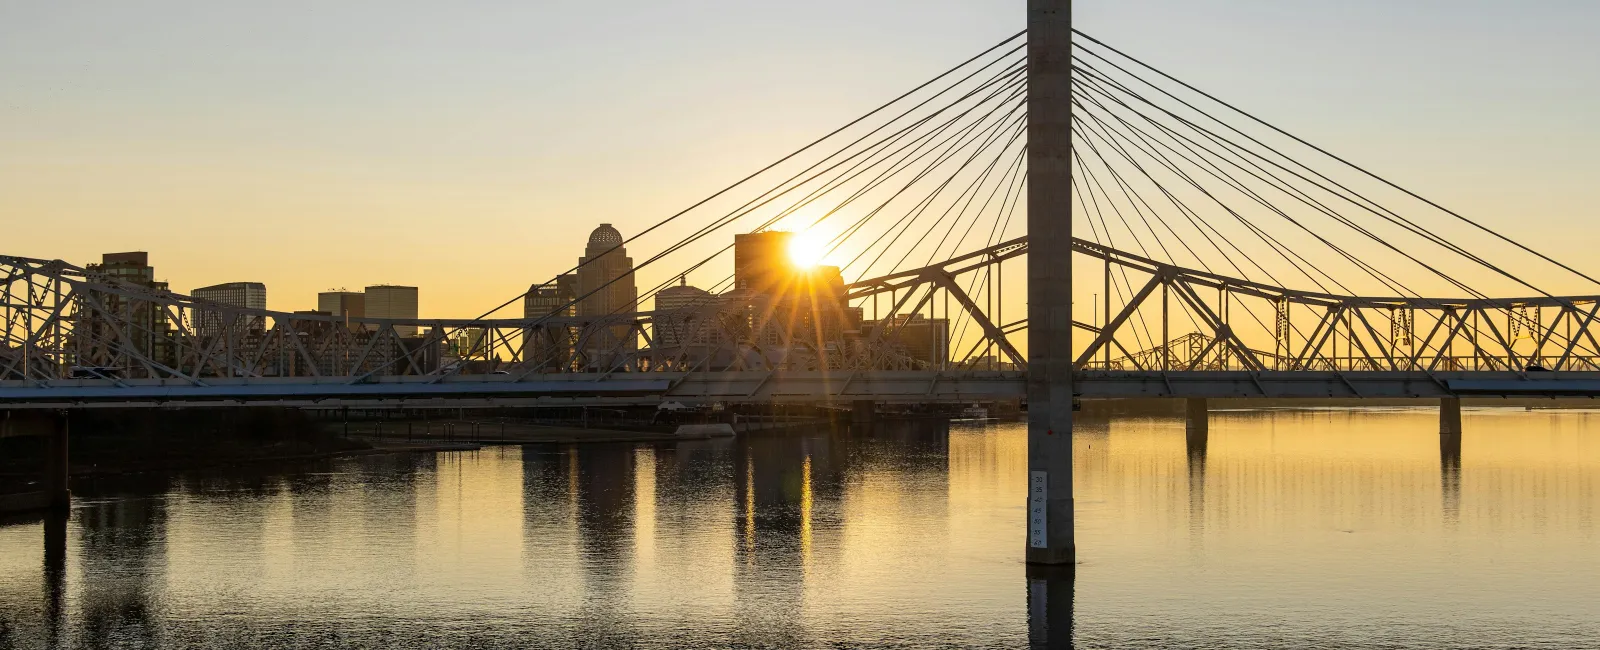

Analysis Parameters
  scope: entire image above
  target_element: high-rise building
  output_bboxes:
[364,285,418,337]
[192,282,267,338]
[575,224,637,368]
[864,314,950,369]
[76,252,174,374]
[734,231,794,294]
[731,231,853,368]
[522,274,577,370]
[524,274,577,319]
[654,277,718,350]
[317,290,366,330]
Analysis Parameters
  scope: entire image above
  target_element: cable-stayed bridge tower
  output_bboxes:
[1026,0,1075,566]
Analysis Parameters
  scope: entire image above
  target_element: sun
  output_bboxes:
[788,231,826,268]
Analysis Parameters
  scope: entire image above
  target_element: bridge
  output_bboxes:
[7,1,1600,575]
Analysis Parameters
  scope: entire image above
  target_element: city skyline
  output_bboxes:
[5,4,1600,647]
[6,1,1600,323]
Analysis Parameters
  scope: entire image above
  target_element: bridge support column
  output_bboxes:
[44,411,70,511]
[851,400,876,425]
[1026,0,1075,566]
[1185,398,1209,438]
[1439,397,1462,436]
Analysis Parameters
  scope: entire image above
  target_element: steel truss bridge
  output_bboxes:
[7,230,1600,407]
[7,23,1600,411]
[9,0,1600,581]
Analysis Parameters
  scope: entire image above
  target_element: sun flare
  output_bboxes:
[787,231,826,268]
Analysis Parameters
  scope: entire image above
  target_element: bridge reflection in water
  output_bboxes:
[0,410,1596,647]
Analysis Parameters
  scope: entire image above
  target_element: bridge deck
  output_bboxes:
[1075,371,1600,399]
[5,370,1600,409]
[0,371,1027,409]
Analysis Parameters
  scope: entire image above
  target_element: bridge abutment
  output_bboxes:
[1440,397,1463,436]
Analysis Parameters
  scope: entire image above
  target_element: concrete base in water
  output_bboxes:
[851,400,876,424]
[674,423,736,439]
[0,491,55,515]
[1185,398,1209,436]
[1440,397,1463,435]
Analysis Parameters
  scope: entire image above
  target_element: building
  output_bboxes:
[317,290,366,330]
[192,282,267,337]
[75,252,174,374]
[653,277,718,351]
[451,328,487,360]
[524,274,577,319]
[863,314,950,369]
[734,231,794,294]
[523,274,577,370]
[364,285,419,337]
[730,232,854,368]
[575,224,638,369]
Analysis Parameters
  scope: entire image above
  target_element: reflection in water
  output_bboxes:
[42,511,65,646]
[75,493,165,646]
[1026,564,1074,649]
[574,443,636,646]
[1186,418,1209,537]
[1441,431,1463,526]
[0,408,1597,648]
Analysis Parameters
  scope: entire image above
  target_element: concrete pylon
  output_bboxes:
[1184,398,1209,437]
[851,400,876,425]
[1025,0,1075,566]
[44,410,70,511]
[1439,397,1463,436]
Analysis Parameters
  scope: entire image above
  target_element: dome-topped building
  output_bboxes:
[587,223,624,250]
[575,222,638,368]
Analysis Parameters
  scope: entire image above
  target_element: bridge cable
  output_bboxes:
[1072,29,1600,291]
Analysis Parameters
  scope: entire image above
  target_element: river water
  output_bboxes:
[1,407,1597,648]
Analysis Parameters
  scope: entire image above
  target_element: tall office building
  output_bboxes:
[523,274,577,369]
[77,252,174,373]
[734,231,794,294]
[524,274,577,319]
[575,224,637,368]
[654,277,717,350]
[192,281,267,337]
[365,285,419,337]
[317,290,366,330]
[864,314,950,369]
[731,231,852,367]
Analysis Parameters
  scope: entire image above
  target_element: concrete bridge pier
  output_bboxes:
[1,411,71,513]
[1439,397,1463,436]
[851,400,876,425]
[43,411,71,512]
[1184,397,1209,442]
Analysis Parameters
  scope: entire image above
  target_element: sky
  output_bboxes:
[3,0,1599,321]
